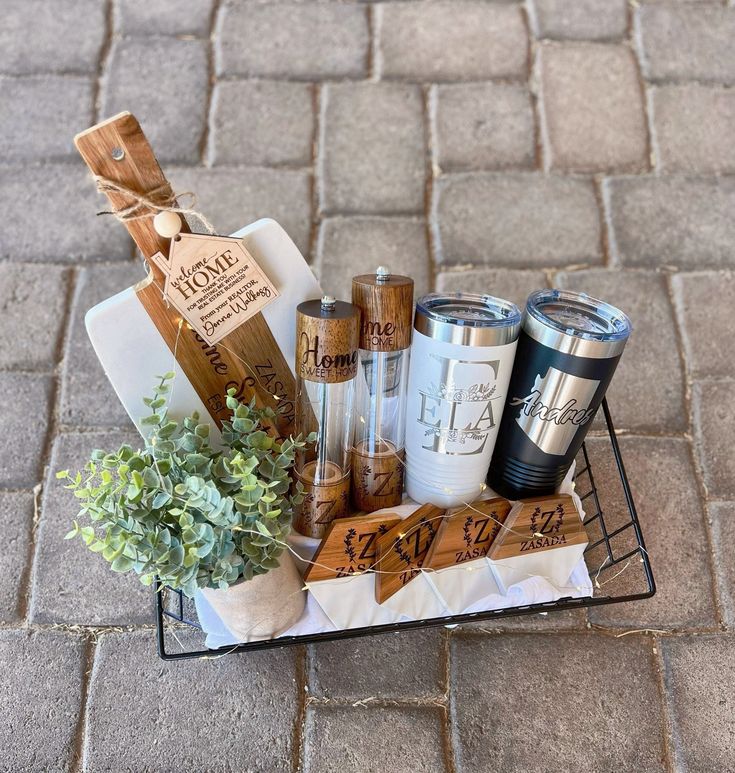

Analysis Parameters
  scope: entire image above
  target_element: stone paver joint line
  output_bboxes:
[0,0,732,769]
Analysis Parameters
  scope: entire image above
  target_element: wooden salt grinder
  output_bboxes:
[293,297,360,538]
[351,268,414,512]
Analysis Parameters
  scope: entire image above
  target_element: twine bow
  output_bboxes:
[94,175,216,234]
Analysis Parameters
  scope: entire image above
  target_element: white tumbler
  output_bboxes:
[405,293,521,507]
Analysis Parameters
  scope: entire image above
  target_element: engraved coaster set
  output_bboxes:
[71,114,654,659]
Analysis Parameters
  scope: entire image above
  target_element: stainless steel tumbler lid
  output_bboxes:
[524,289,632,359]
[414,292,521,347]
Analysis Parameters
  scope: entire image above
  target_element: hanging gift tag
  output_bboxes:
[149,232,279,346]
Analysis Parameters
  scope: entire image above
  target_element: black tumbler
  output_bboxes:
[487,289,632,499]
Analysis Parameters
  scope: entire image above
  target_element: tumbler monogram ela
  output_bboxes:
[405,293,521,507]
[488,289,632,499]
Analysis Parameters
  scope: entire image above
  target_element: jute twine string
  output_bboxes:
[94,175,216,235]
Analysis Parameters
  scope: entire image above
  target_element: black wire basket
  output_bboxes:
[155,399,655,660]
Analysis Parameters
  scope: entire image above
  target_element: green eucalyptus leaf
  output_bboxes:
[60,372,315,597]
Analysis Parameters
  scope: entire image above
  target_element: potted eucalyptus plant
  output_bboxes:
[61,373,314,642]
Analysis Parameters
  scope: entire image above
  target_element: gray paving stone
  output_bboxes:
[321,83,426,215]
[709,502,735,629]
[435,83,535,171]
[458,608,588,633]
[652,84,735,174]
[586,436,717,630]
[540,43,648,173]
[59,263,137,429]
[209,80,314,167]
[169,166,313,256]
[556,269,686,432]
[661,635,735,772]
[216,2,369,79]
[304,704,447,773]
[451,633,665,772]
[0,373,53,487]
[0,76,93,161]
[380,2,527,81]
[30,431,152,625]
[435,268,547,308]
[608,176,735,269]
[637,4,735,84]
[0,491,34,622]
[0,263,70,371]
[693,381,735,500]
[310,628,445,700]
[0,0,105,75]
[317,216,430,301]
[0,629,85,773]
[436,174,601,268]
[533,0,628,41]
[115,0,214,37]
[671,271,735,380]
[102,37,208,165]
[86,629,299,772]
[0,164,132,262]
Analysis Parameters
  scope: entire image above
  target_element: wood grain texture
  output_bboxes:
[424,497,511,571]
[304,511,403,583]
[374,503,445,603]
[351,440,404,512]
[149,232,279,345]
[296,299,360,384]
[352,273,414,352]
[293,462,351,538]
[488,494,588,561]
[74,112,296,435]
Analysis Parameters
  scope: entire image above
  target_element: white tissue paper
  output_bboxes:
[194,465,592,648]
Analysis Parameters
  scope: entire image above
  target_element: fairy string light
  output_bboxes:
[90,174,646,654]
[128,231,642,655]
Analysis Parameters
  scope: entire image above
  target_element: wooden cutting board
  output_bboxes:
[75,112,322,438]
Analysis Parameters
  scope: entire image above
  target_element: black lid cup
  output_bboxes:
[487,289,632,500]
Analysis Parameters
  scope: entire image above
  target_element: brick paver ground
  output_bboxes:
[0,1,732,771]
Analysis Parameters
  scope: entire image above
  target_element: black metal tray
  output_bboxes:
[155,399,655,660]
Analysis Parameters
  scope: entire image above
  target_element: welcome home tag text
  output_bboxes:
[150,232,279,346]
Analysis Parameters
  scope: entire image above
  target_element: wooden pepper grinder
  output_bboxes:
[351,267,414,512]
[293,296,360,538]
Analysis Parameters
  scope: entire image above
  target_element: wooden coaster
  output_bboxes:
[424,498,512,571]
[488,494,587,561]
[374,503,445,604]
[304,511,402,583]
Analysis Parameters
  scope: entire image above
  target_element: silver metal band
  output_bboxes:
[414,310,520,347]
[522,311,628,359]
